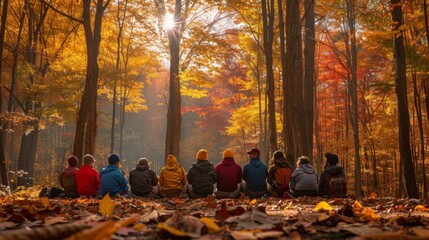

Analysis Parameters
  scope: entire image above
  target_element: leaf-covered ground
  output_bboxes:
[0,189,429,240]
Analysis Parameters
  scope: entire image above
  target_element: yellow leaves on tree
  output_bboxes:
[99,194,115,216]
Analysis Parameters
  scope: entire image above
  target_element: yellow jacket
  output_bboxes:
[159,155,187,190]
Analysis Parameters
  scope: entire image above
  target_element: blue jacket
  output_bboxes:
[243,158,268,192]
[100,165,129,197]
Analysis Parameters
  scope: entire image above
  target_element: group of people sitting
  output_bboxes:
[51,147,347,199]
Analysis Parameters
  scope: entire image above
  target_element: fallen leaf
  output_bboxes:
[41,197,50,208]
[157,213,205,238]
[99,194,115,216]
[230,231,257,240]
[200,217,220,232]
[44,216,68,225]
[0,221,17,230]
[414,205,429,212]
[313,201,333,212]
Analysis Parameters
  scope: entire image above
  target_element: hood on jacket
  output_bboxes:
[63,167,78,176]
[101,164,119,175]
[193,160,214,172]
[221,158,236,166]
[274,157,291,168]
[250,158,264,168]
[325,165,344,175]
[136,165,149,171]
[299,163,316,174]
[165,155,180,171]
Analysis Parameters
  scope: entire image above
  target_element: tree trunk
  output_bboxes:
[0,0,9,186]
[262,0,277,154]
[303,0,315,159]
[391,0,418,198]
[165,0,182,162]
[345,0,362,197]
[412,72,427,197]
[74,0,111,161]
[285,0,303,163]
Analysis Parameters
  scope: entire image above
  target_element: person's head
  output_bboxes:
[137,158,150,167]
[297,156,310,166]
[325,152,339,166]
[196,149,208,161]
[68,156,78,168]
[247,147,260,159]
[167,154,178,166]
[272,150,284,161]
[223,149,234,159]
[108,153,120,166]
[83,154,96,166]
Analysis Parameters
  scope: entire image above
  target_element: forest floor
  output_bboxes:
[0,188,429,240]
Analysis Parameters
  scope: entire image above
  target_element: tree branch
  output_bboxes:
[39,0,83,23]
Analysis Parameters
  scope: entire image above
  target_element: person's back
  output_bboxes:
[99,153,129,197]
[215,149,242,198]
[267,151,293,198]
[129,158,158,197]
[76,154,100,197]
[290,156,318,197]
[243,148,268,198]
[319,153,347,197]
[59,156,79,198]
[159,155,187,198]
[187,149,217,198]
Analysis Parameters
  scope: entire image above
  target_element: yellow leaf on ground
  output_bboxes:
[99,194,115,216]
[313,201,333,212]
[200,217,220,232]
[42,197,50,208]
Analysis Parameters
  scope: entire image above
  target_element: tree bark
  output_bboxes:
[303,0,315,159]
[73,0,111,162]
[285,0,303,163]
[262,0,277,154]
[345,0,362,197]
[164,0,182,162]
[0,0,9,186]
[391,0,418,198]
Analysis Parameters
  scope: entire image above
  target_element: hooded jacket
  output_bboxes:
[159,156,187,191]
[319,165,346,196]
[290,163,319,192]
[187,160,217,195]
[243,158,268,192]
[267,157,293,186]
[99,164,129,197]
[76,164,100,197]
[129,162,158,197]
[215,158,242,192]
[59,167,79,198]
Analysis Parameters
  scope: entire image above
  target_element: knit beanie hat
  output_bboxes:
[68,156,78,167]
[223,149,234,159]
[273,150,285,160]
[325,152,339,165]
[167,155,178,165]
[83,154,95,165]
[196,149,208,161]
[108,153,120,165]
[138,158,149,166]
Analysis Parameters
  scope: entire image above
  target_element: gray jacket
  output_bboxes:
[290,163,319,192]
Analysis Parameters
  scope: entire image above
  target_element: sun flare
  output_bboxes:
[163,13,176,30]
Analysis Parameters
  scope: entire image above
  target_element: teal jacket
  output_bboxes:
[100,165,129,197]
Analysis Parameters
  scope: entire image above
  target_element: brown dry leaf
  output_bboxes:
[368,192,378,199]
[230,231,257,240]
[414,205,429,212]
[44,216,68,225]
[255,231,284,238]
[412,227,429,237]
[133,223,150,232]
[288,231,302,240]
[157,213,205,238]
[99,194,115,216]
[67,220,116,240]
[0,221,17,230]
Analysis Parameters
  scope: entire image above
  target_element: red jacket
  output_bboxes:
[215,158,242,192]
[76,164,100,197]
